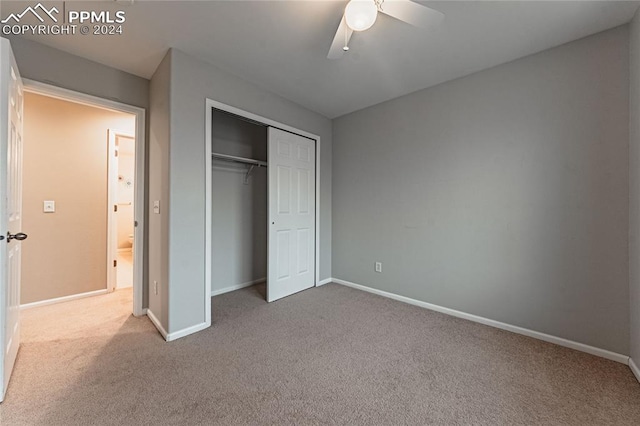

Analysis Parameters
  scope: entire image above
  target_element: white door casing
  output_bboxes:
[267,127,315,302]
[0,38,24,403]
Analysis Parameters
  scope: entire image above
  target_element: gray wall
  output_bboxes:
[148,51,171,329]
[630,9,640,365]
[162,49,332,333]
[6,37,148,109]
[212,111,267,292]
[332,27,630,354]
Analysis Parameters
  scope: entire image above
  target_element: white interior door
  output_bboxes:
[107,130,119,292]
[107,130,136,291]
[0,39,25,403]
[267,127,315,302]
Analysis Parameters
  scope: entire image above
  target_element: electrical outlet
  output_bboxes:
[375,262,382,273]
[154,280,158,295]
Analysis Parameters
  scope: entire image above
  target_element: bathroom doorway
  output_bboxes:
[107,130,136,291]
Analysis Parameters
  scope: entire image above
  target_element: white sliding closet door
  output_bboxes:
[267,127,315,302]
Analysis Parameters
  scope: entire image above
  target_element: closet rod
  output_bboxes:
[211,152,267,167]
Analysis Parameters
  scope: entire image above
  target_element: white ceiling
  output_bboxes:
[3,1,639,118]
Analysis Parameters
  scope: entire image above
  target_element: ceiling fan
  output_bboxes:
[327,0,444,59]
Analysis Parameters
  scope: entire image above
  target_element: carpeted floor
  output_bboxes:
[1,283,639,425]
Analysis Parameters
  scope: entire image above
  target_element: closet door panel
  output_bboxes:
[276,230,291,280]
[296,228,310,274]
[297,169,310,214]
[267,127,315,302]
[277,166,291,214]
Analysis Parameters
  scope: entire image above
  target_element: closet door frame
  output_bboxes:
[204,99,321,313]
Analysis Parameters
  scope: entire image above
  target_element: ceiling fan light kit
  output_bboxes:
[328,0,445,60]
[344,0,378,32]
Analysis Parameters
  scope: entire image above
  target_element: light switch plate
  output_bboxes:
[153,200,160,214]
[43,200,55,213]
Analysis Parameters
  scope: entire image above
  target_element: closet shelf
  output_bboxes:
[211,152,267,167]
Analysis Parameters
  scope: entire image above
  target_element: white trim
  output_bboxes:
[211,278,266,297]
[132,108,146,317]
[20,289,108,310]
[206,99,321,145]
[23,79,147,317]
[166,322,209,342]
[332,278,630,364]
[314,133,320,289]
[117,248,133,253]
[630,358,640,383]
[318,278,332,286]
[205,99,322,313]
[146,309,167,340]
[205,100,213,329]
[22,79,143,115]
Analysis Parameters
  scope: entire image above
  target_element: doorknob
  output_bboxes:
[7,232,28,242]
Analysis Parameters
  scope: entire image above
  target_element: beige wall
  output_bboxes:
[22,92,135,304]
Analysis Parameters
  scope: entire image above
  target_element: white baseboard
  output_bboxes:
[20,289,108,310]
[146,309,168,340]
[318,278,332,286]
[332,278,629,365]
[211,278,266,297]
[630,358,640,383]
[166,321,210,341]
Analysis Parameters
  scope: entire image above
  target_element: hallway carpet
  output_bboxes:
[1,283,639,425]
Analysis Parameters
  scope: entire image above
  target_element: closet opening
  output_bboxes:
[206,101,321,313]
[211,109,268,298]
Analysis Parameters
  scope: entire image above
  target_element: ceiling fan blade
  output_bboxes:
[327,15,354,60]
[380,0,444,28]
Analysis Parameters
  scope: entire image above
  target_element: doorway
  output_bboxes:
[20,81,145,316]
[108,129,136,291]
[205,99,321,323]
[210,110,268,297]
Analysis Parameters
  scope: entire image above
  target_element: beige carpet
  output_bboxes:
[116,251,134,289]
[1,283,639,425]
